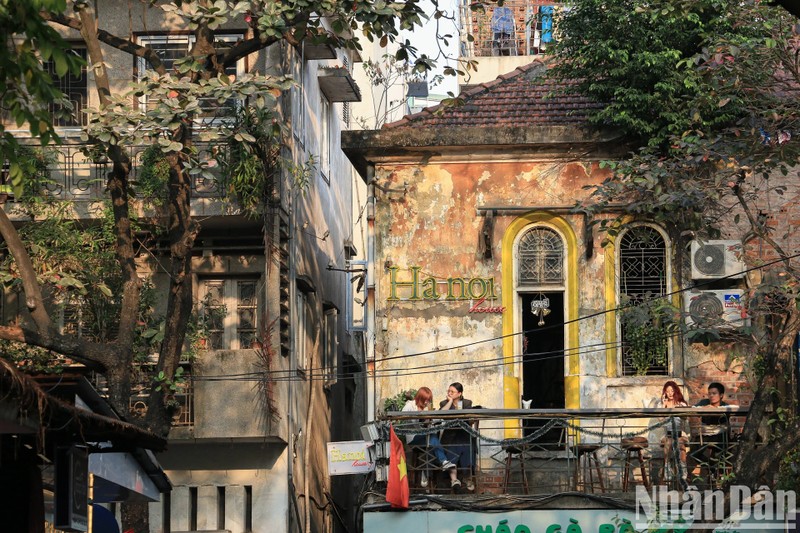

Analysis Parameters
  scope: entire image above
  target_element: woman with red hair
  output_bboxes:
[654,380,689,484]
[659,380,688,408]
[402,387,457,472]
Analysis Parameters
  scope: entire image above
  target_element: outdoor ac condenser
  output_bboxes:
[690,240,746,280]
[684,289,749,328]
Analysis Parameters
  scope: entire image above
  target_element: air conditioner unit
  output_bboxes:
[684,289,749,328]
[690,240,745,280]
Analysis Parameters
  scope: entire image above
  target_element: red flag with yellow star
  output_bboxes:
[386,424,409,509]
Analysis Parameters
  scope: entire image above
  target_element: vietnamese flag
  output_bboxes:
[386,425,410,509]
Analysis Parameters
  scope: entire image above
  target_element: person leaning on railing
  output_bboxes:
[690,382,735,484]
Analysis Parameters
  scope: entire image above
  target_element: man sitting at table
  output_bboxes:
[695,382,729,440]
[691,382,731,483]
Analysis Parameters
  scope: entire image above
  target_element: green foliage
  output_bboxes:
[0,339,70,374]
[559,1,800,237]
[777,442,800,491]
[215,105,314,215]
[619,297,678,375]
[135,146,171,206]
[549,0,762,149]
[383,388,417,412]
[0,0,84,194]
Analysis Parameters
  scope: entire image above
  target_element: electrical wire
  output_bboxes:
[185,251,798,383]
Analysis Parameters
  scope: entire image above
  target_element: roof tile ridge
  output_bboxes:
[382,58,549,130]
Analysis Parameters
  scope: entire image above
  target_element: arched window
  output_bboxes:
[618,226,669,376]
[518,227,564,286]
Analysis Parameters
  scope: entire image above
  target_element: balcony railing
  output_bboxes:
[460,0,557,58]
[382,407,748,498]
[2,142,225,201]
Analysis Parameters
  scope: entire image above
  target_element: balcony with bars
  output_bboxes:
[458,1,559,86]
[0,142,228,208]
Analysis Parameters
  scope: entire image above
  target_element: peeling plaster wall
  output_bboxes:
[368,155,800,426]
[372,157,615,411]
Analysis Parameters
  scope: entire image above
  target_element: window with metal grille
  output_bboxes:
[44,47,87,127]
[136,34,244,120]
[60,296,119,342]
[198,278,259,350]
[619,225,669,375]
[517,227,564,285]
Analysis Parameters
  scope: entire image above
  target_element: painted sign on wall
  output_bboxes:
[387,266,505,313]
[327,441,375,475]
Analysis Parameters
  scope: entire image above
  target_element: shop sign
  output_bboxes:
[388,266,505,313]
[364,509,639,533]
[327,441,374,475]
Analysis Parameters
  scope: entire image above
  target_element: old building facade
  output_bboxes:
[344,60,765,442]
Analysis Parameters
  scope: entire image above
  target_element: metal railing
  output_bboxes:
[384,407,748,497]
[460,0,558,58]
[2,142,225,201]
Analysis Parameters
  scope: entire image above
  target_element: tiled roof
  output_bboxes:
[383,60,602,130]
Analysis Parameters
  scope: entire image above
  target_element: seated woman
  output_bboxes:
[653,380,689,484]
[402,387,457,486]
[439,382,477,491]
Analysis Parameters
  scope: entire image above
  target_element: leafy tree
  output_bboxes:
[0,0,83,192]
[552,0,800,489]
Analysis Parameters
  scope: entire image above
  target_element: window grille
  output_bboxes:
[518,227,564,285]
[619,226,669,375]
[136,34,243,120]
[44,47,88,127]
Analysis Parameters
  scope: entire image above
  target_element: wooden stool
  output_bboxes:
[502,445,529,494]
[574,443,605,493]
[621,437,650,491]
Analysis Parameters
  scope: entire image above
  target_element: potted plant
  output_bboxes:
[382,388,418,413]
[619,297,677,375]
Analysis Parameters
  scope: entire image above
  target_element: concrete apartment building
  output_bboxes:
[2,3,369,532]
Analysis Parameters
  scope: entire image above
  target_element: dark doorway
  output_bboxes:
[521,292,565,443]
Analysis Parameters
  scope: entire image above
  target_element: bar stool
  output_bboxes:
[574,443,605,493]
[501,444,529,494]
[621,436,651,491]
[573,419,606,493]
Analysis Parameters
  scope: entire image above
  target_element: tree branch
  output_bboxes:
[0,208,52,332]
[733,173,799,278]
[43,10,166,75]
[0,325,112,371]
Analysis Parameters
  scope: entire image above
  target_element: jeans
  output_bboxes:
[408,434,448,465]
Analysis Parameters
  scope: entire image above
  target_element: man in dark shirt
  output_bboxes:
[695,382,729,439]
[690,382,731,485]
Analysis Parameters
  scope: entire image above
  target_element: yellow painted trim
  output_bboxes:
[501,213,581,428]
[604,238,618,377]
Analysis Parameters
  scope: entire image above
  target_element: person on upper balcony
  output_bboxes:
[694,382,730,442]
[402,387,457,477]
[439,382,476,491]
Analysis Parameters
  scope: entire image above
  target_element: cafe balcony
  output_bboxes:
[377,407,748,505]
